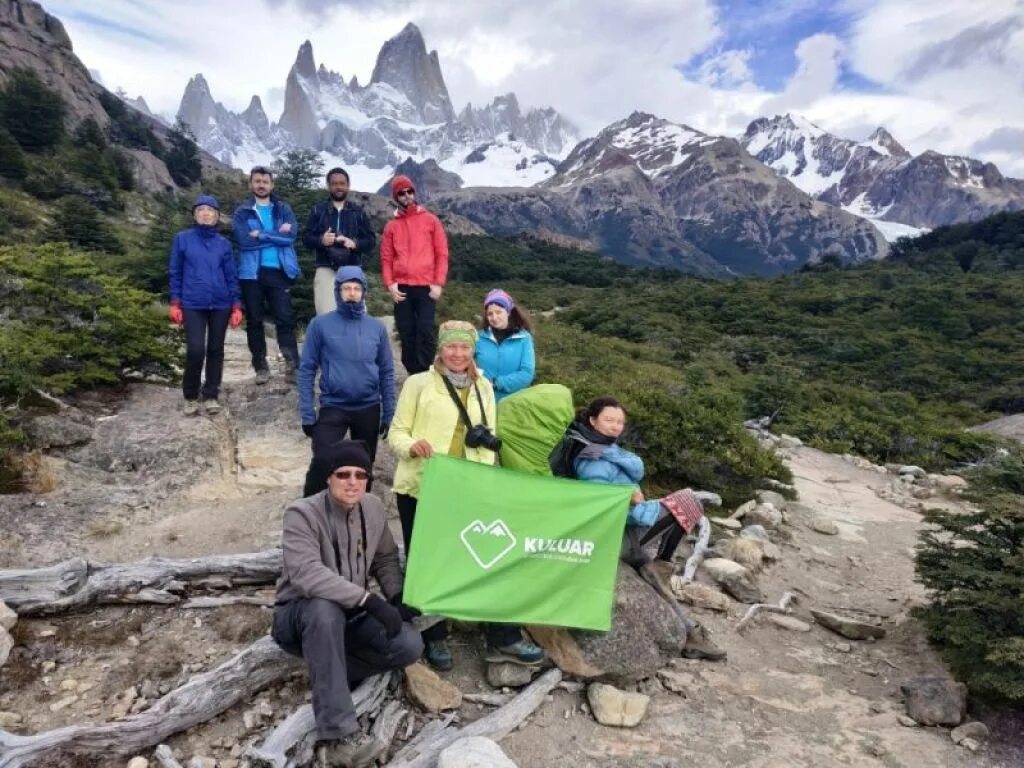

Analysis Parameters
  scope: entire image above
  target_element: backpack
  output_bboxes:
[548,428,586,479]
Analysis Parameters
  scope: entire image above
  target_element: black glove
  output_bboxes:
[389,591,421,621]
[302,423,315,438]
[363,593,402,638]
[379,422,390,440]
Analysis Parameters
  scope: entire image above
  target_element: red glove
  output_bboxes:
[168,301,183,326]
[229,306,243,329]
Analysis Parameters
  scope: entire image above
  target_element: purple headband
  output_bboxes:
[484,289,514,313]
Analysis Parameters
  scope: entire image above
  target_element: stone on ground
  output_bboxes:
[808,515,839,535]
[900,676,967,726]
[587,683,650,727]
[527,625,603,678]
[126,758,149,768]
[486,662,536,688]
[950,721,989,745]
[670,581,731,612]
[0,600,17,632]
[438,736,518,768]
[710,516,741,531]
[572,563,686,684]
[404,662,463,711]
[739,524,769,541]
[702,558,764,604]
[741,502,782,529]
[722,538,764,571]
[810,609,886,640]
[755,490,788,509]
[768,614,812,632]
[0,627,13,668]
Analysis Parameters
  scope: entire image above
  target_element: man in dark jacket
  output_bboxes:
[298,266,395,496]
[302,167,376,316]
[233,166,301,384]
[273,440,421,768]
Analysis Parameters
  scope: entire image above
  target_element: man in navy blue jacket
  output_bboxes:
[301,167,376,316]
[298,266,396,495]
[233,166,301,384]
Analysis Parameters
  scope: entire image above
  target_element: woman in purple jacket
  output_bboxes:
[167,195,243,415]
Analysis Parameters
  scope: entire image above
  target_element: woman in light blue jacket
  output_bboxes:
[474,289,535,402]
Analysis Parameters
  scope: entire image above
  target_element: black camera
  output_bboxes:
[465,424,502,452]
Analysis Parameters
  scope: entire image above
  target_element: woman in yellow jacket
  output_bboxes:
[389,320,544,671]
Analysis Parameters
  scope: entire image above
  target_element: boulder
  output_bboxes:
[0,601,16,632]
[572,563,687,684]
[808,515,839,535]
[485,662,536,688]
[898,465,926,478]
[778,434,803,449]
[710,516,741,531]
[755,490,789,509]
[900,676,967,726]
[23,411,94,449]
[126,758,150,768]
[527,626,603,678]
[438,737,518,768]
[0,626,13,668]
[670,582,731,613]
[702,558,764,604]
[768,614,812,632]
[742,503,782,529]
[587,683,649,727]
[810,609,886,640]
[739,525,769,542]
[950,721,989,745]
[404,663,463,711]
[0,712,22,727]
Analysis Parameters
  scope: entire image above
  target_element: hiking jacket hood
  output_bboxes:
[302,199,376,269]
[380,204,449,287]
[388,367,496,497]
[574,442,662,527]
[297,266,395,426]
[233,195,301,280]
[168,225,240,310]
[474,328,535,402]
[275,490,403,609]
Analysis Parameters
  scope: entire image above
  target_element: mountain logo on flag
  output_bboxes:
[460,519,518,570]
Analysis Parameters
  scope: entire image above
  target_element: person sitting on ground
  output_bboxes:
[167,194,243,416]
[298,265,395,497]
[565,396,727,661]
[474,288,536,402]
[272,440,422,768]
[388,320,544,671]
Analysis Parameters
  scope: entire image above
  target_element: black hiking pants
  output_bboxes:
[393,285,436,374]
[272,598,422,741]
[182,308,230,401]
[396,493,521,648]
[303,404,381,496]
[241,267,299,371]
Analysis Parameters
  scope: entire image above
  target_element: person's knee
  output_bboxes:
[302,598,345,634]
[185,346,206,365]
[392,624,424,666]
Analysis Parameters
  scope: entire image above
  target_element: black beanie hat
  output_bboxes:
[324,440,372,474]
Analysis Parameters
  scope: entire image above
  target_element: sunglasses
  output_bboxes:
[332,469,369,481]
[396,189,415,198]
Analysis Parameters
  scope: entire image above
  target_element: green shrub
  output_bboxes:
[0,125,27,180]
[0,69,66,151]
[53,196,124,253]
[164,120,201,187]
[915,448,1024,702]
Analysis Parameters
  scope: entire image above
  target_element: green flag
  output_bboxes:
[403,454,631,631]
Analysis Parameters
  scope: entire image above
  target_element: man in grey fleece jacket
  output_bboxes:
[272,441,422,768]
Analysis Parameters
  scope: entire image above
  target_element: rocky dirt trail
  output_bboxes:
[0,325,1020,767]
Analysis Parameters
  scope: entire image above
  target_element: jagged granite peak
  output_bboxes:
[0,0,109,125]
[177,74,218,131]
[279,51,320,146]
[742,112,1024,235]
[369,22,454,123]
[294,40,317,81]
[348,75,359,89]
[375,157,463,200]
[241,95,269,134]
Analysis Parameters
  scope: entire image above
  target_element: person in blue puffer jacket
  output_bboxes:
[233,166,301,384]
[168,195,242,416]
[298,265,396,495]
[474,289,535,402]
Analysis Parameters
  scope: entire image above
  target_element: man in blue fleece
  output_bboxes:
[298,266,396,495]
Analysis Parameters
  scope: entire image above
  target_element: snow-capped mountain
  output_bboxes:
[175,23,577,190]
[742,114,1024,240]
[434,112,886,277]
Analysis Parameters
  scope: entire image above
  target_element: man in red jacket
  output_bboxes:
[380,175,449,374]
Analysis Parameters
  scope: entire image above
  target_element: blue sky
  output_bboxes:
[46,0,1024,175]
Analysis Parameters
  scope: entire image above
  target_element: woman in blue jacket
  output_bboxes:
[474,289,535,402]
[168,195,243,416]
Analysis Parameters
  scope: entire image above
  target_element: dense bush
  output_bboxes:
[915,448,1024,702]
[163,120,201,187]
[0,126,27,180]
[0,243,178,462]
[55,195,124,253]
[0,69,65,152]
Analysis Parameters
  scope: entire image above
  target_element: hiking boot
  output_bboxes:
[283,359,297,384]
[182,399,200,416]
[203,399,222,415]
[487,639,545,666]
[638,560,677,601]
[424,639,453,671]
[682,622,727,661]
[254,368,271,385]
[315,732,385,768]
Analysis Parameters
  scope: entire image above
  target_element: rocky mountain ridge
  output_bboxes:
[742,114,1024,239]
[176,23,577,187]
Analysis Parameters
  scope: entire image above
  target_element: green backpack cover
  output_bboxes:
[496,383,574,476]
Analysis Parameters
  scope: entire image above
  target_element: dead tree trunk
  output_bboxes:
[0,636,299,768]
[0,550,282,615]
[387,669,561,768]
